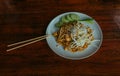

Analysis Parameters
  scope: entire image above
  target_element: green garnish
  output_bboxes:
[78,19,94,24]
[55,14,94,27]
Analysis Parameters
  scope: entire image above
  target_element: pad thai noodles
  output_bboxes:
[53,14,94,52]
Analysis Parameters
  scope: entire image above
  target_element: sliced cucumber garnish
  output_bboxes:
[61,16,69,23]
[55,13,93,28]
[55,22,63,27]
[70,14,79,21]
[66,14,73,21]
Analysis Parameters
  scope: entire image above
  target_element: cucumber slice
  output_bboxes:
[55,22,63,27]
[66,14,73,21]
[61,16,69,23]
[70,14,79,21]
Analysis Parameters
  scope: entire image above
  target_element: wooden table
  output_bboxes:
[0,0,120,75]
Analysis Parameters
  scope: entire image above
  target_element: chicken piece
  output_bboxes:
[65,34,72,42]
[53,32,58,37]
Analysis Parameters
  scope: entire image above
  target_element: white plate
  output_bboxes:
[46,12,103,60]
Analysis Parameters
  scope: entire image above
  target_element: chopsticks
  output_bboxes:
[7,35,48,52]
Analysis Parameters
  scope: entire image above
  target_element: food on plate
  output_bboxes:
[55,14,80,27]
[53,14,94,52]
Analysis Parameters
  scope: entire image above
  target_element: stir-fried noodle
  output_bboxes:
[53,21,94,52]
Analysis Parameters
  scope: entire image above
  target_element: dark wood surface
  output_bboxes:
[0,0,120,75]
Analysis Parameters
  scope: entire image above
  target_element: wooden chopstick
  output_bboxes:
[8,35,47,47]
[7,35,48,52]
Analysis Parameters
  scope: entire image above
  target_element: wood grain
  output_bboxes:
[0,0,120,75]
